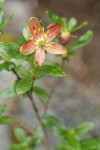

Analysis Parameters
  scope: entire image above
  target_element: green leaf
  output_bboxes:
[33,86,49,101]
[33,127,43,143]
[9,144,24,150]
[81,138,100,150]
[75,122,95,136]
[68,17,77,30]
[26,137,38,148]
[0,12,16,30]
[17,36,27,47]
[23,24,32,41]
[35,62,66,78]
[42,115,67,136]
[28,128,43,148]
[0,115,12,124]
[14,128,27,142]
[57,130,81,150]
[40,20,45,30]
[68,30,93,51]
[0,61,14,71]
[0,87,16,98]
[0,0,4,26]
[46,11,61,24]
[71,21,88,32]
[0,42,26,60]
[60,18,68,30]
[46,11,67,28]
[15,64,30,77]
[66,133,81,150]
[68,51,76,57]
[14,76,32,95]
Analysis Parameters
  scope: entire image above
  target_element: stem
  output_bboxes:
[44,58,65,113]
[27,90,49,150]
[11,68,21,80]
[44,78,60,113]
[11,68,49,150]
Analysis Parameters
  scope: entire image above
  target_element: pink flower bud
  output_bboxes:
[60,32,70,44]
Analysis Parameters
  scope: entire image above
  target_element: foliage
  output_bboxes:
[9,127,43,150]
[0,104,12,124]
[0,3,99,150]
[68,30,93,51]
[14,75,33,95]
[33,86,49,101]
[0,0,15,35]
[34,62,66,78]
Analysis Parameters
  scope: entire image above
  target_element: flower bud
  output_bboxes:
[60,32,70,44]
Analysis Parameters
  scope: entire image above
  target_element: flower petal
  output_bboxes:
[45,42,67,54]
[35,48,45,67]
[29,17,42,40]
[46,24,61,42]
[20,40,36,55]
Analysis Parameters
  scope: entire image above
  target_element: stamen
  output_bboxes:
[38,28,41,32]
[38,40,45,47]
[34,30,37,34]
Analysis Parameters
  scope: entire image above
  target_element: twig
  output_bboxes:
[44,78,60,113]
[11,68,21,80]
[44,58,66,113]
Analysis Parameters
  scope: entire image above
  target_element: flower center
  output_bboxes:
[37,34,47,47]
[38,40,45,47]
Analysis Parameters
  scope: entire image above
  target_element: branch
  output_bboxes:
[44,58,66,113]
[11,68,21,80]
[27,90,49,150]
[11,68,49,150]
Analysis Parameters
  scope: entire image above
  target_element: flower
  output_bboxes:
[20,17,67,67]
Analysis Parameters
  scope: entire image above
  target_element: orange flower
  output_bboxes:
[20,17,67,67]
